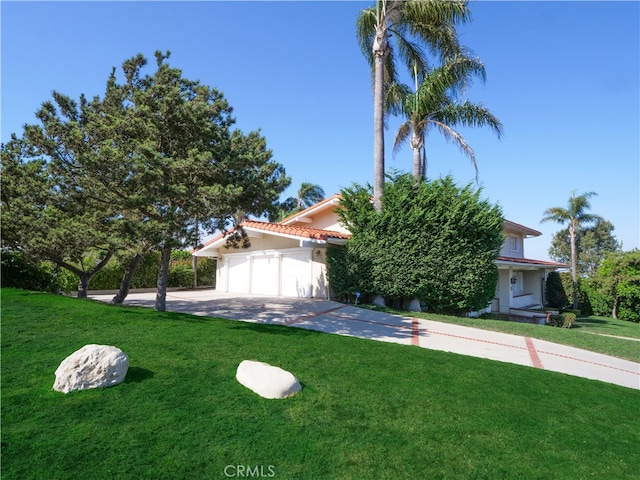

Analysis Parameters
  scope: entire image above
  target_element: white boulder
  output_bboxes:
[53,344,129,393]
[236,360,301,399]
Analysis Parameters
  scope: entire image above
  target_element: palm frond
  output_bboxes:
[355,7,378,68]
[297,182,325,209]
[392,121,412,156]
[541,207,571,224]
[385,82,412,116]
[403,0,471,61]
[436,101,503,139]
[431,120,478,179]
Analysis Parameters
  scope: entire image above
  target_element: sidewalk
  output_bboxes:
[89,289,640,390]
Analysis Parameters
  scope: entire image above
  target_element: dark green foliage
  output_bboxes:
[332,174,503,313]
[549,219,621,277]
[586,250,640,322]
[580,278,610,317]
[326,244,373,302]
[3,52,288,308]
[1,138,117,297]
[548,312,577,328]
[196,257,216,287]
[88,251,216,290]
[0,250,52,291]
[167,263,195,288]
[545,271,569,308]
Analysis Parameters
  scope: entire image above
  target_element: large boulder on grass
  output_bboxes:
[53,344,129,393]
[236,360,301,399]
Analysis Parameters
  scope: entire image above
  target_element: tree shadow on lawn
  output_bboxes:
[125,367,155,384]
[227,321,325,337]
[573,317,626,331]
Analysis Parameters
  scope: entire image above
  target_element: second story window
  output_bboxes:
[510,235,519,253]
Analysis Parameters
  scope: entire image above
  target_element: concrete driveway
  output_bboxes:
[89,288,640,390]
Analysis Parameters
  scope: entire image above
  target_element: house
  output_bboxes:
[193,195,567,314]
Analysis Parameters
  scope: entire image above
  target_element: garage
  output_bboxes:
[281,253,312,298]
[250,255,280,296]
[193,216,350,299]
[226,256,249,294]
[222,250,314,298]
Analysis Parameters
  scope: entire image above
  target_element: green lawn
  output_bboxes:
[2,289,639,480]
[362,305,640,363]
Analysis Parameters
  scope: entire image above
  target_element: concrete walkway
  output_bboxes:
[89,289,640,390]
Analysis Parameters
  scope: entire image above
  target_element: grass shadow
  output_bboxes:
[125,367,155,384]
[228,321,326,337]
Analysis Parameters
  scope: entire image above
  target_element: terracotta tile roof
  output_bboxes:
[242,220,350,241]
[496,256,568,268]
[195,219,350,252]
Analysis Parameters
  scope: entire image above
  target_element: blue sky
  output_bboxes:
[2,1,638,261]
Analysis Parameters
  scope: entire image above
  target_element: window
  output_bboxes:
[509,235,519,253]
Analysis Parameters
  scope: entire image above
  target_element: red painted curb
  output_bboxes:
[412,318,421,346]
[525,337,544,369]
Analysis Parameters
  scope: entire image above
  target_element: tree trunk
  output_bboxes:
[77,274,91,299]
[370,4,387,305]
[611,293,619,319]
[155,245,171,312]
[192,254,198,289]
[569,222,578,310]
[372,19,388,213]
[112,251,145,305]
[410,133,424,179]
[58,252,113,299]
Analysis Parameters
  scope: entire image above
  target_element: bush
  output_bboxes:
[196,258,216,287]
[545,271,569,308]
[548,313,576,328]
[0,250,52,292]
[2,248,216,293]
[167,262,194,288]
[332,175,503,313]
[326,244,373,302]
[562,312,577,328]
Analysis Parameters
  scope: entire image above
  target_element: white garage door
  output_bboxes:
[227,256,249,293]
[281,253,312,298]
[250,256,279,296]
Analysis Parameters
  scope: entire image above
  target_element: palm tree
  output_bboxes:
[296,182,326,210]
[542,191,602,309]
[269,182,326,222]
[356,0,471,211]
[388,55,503,180]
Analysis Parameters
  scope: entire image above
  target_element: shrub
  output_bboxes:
[0,250,52,291]
[547,313,576,328]
[562,312,577,328]
[332,175,503,313]
[548,314,564,328]
[545,271,569,308]
[196,258,216,287]
[326,244,373,302]
[167,263,194,288]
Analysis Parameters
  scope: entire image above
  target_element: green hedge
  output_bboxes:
[0,251,52,292]
[2,250,216,292]
[90,252,216,290]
